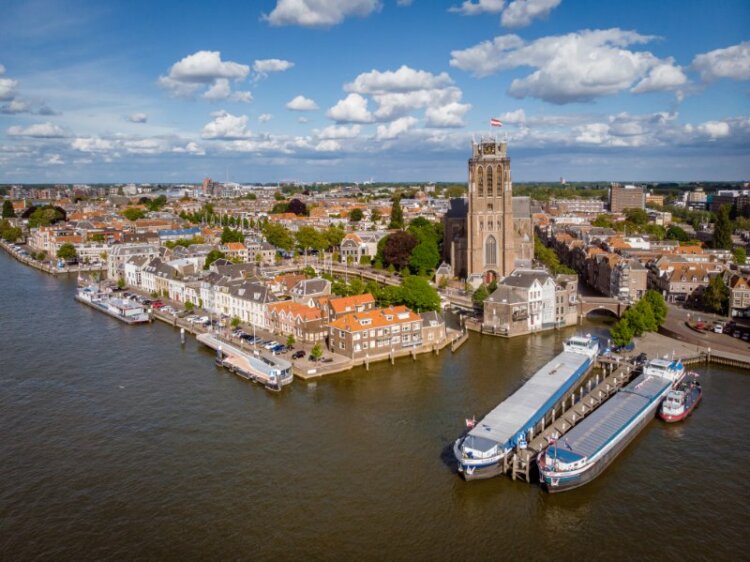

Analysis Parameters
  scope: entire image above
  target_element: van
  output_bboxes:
[713,323,724,334]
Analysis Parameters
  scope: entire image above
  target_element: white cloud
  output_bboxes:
[44,153,64,166]
[631,59,687,93]
[7,122,67,138]
[501,0,561,28]
[375,116,418,140]
[696,120,731,139]
[0,76,18,101]
[315,124,361,139]
[127,112,148,123]
[253,58,295,79]
[263,0,381,27]
[1,98,30,114]
[449,0,505,16]
[231,90,253,103]
[258,113,273,123]
[315,139,342,152]
[450,29,687,103]
[692,41,750,82]
[172,141,205,155]
[498,108,526,124]
[326,93,374,123]
[372,87,463,120]
[201,111,253,139]
[158,51,250,100]
[71,137,114,153]
[345,65,453,94]
[286,95,319,111]
[425,102,471,128]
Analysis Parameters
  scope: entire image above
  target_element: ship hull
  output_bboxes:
[659,390,702,423]
[540,401,659,493]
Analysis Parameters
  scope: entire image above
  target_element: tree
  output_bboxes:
[383,231,418,270]
[702,274,729,314]
[610,318,634,347]
[324,224,345,250]
[2,200,15,218]
[263,222,295,251]
[409,241,440,276]
[592,214,615,229]
[733,247,746,265]
[666,224,690,242]
[349,207,364,222]
[57,243,77,261]
[117,277,126,290]
[204,249,226,270]
[231,316,241,328]
[624,208,649,225]
[642,290,667,326]
[287,198,308,216]
[445,185,467,198]
[28,206,65,228]
[147,194,167,212]
[122,207,146,221]
[221,226,245,244]
[286,335,296,348]
[185,301,194,312]
[302,265,316,277]
[472,284,489,305]
[295,225,325,255]
[90,233,106,242]
[713,205,733,250]
[399,276,440,312]
[311,342,323,361]
[273,191,285,201]
[370,209,382,223]
[389,196,404,229]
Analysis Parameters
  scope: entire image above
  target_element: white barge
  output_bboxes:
[454,334,599,480]
[197,333,293,392]
[537,358,685,493]
[75,286,151,324]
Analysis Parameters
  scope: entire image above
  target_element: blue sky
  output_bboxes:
[0,0,748,183]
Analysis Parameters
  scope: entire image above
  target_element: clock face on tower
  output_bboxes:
[482,143,495,155]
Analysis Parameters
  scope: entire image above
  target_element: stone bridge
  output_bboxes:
[578,296,626,318]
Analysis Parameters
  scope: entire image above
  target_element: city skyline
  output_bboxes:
[1,0,749,183]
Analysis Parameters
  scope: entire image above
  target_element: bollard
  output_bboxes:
[180,327,185,345]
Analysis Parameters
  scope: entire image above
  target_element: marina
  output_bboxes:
[537,358,685,493]
[196,332,293,391]
[74,286,151,324]
[453,334,599,480]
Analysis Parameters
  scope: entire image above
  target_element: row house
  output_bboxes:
[246,241,276,265]
[290,278,331,306]
[266,301,327,343]
[223,242,248,262]
[726,274,750,318]
[107,243,160,280]
[339,231,388,264]
[140,258,180,296]
[328,306,424,360]
[649,261,725,303]
[322,293,376,321]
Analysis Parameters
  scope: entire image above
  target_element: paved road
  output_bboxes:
[662,303,750,354]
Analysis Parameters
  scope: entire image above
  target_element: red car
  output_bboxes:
[152,301,165,309]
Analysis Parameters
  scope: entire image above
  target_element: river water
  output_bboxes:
[1,249,748,561]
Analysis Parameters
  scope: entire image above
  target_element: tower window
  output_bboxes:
[485,235,497,265]
[477,166,484,197]
[487,166,493,197]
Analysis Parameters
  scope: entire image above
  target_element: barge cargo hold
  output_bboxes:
[538,358,685,493]
[453,335,599,480]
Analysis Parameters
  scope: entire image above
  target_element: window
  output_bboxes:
[486,166,493,197]
[485,235,497,266]
[402,334,409,343]
[477,166,484,197]
[339,341,345,349]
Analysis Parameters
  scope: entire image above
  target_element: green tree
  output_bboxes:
[399,276,440,312]
[349,207,364,222]
[409,241,440,276]
[624,208,649,225]
[57,243,77,261]
[733,247,746,265]
[28,206,65,228]
[370,208,382,223]
[592,214,615,228]
[273,191,285,201]
[117,277,126,290]
[302,265,316,277]
[204,249,226,269]
[2,200,15,218]
[642,290,667,326]
[444,185,467,198]
[389,196,404,229]
[713,205,733,250]
[221,226,244,244]
[311,342,323,361]
[324,224,346,250]
[185,301,194,312]
[147,194,167,211]
[472,284,489,305]
[231,316,241,328]
[286,334,296,348]
[122,207,146,221]
[702,274,729,314]
[295,225,325,255]
[263,222,295,251]
[90,233,106,242]
[610,318,635,347]
[666,224,690,242]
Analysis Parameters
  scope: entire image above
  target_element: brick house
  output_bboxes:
[328,305,423,359]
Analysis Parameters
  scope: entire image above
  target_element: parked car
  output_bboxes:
[292,350,305,359]
[320,357,333,363]
[263,341,279,350]
[271,345,286,353]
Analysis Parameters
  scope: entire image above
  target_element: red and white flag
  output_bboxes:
[465,417,476,428]
[490,118,502,127]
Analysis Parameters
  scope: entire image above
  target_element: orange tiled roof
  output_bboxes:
[329,305,419,332]
[224,242,246,251]
[329,293,375,314]
[267,301,322,321]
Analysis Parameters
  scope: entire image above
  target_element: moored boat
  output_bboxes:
[75,286,151,324]
[537,357,685,493]
[659,374,702,422]
[453,334,599,480]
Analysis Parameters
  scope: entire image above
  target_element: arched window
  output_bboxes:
[488,219,493,230]
[477,166,483,197]
[486,166,493,197]
[485,235,497,265]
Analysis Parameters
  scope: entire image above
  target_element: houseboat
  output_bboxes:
[75,286,151,324]
[454,334,599,480]
[538,358,685,493]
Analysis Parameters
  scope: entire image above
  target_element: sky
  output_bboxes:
[0,0,749,184]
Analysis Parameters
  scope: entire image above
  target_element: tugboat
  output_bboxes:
[659,374,702,422]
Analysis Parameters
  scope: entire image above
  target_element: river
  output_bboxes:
[0,249,747,561]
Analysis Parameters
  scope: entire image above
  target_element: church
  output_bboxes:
[443,139,533,283]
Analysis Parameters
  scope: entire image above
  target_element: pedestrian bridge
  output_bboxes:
[578,297,626,318]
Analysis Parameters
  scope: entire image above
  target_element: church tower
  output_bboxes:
[466,139,515,282]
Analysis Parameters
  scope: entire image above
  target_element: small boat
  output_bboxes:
[659,374,702,422]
